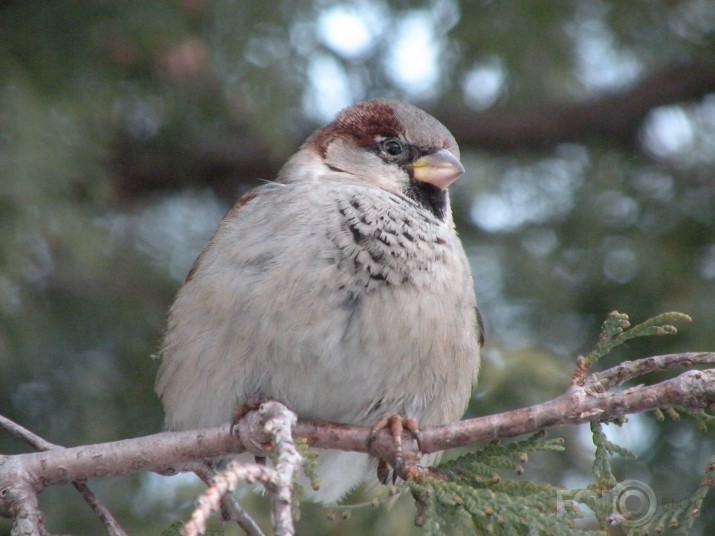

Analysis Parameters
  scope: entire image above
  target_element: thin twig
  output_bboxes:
[192,462,266,536]
[0,414,58,451]
[0,414,127,536]
[588,352,715,391]
[184,463,278,536]
[71,481,127,536]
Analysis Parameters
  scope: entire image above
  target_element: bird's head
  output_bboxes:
[281,100,464,220]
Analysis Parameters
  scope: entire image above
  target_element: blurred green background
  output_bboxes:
[1,0,714,534]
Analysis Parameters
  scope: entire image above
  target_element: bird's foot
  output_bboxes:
[231,394,266,427]
[368,414,422,484]
[232,395,272,460]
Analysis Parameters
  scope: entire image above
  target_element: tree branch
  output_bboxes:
[114,61,715,201]
[1,352,714,534]
[415,368,715,455]
[438,62,715,151]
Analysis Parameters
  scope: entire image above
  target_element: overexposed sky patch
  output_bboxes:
[567,3,642,93]
[463,58,505,110]
[307,6,445,114]
[574,19,641,91]
[642,105,695,159]
[317,3,386,59]
[385,11,441,98]
[303,53,354,121]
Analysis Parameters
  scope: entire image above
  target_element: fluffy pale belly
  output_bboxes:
[245,282,477,427]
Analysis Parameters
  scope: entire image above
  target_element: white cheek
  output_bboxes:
[298,156,334,182]
[278,150,333,183]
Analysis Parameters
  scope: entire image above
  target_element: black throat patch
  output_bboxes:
[403,179,448,220]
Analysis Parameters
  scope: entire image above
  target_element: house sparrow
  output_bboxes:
[156,99,483,502]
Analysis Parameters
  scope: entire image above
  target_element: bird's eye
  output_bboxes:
[382,139,404,157]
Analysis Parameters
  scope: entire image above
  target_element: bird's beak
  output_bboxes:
[409,149,465,190]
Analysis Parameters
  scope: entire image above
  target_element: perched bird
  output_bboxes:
[156,99,483,502]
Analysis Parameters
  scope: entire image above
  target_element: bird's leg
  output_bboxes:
[368,414,422,483]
